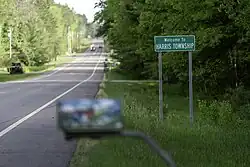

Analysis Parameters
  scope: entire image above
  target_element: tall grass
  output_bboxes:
[70,72,250,167]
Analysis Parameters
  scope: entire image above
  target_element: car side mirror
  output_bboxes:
[56,98,176,167]
[56,99,123,139]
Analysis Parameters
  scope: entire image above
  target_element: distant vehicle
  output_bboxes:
[98,45,103,48]
[90,44,96,51]
[7,62,24,74]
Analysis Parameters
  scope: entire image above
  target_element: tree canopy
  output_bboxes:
[0,0,90,66]
[95,0,250,96]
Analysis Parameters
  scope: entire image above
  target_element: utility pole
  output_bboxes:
[67,26,71,55]
[79,31,83,50]
[0,25,2,42]
[7,28,12,59]
[76,32,81,50]
[71,31,73,53]
[75,33,77,51]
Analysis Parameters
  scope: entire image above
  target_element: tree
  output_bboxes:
[95,0,250,96]
[0,0,89,66]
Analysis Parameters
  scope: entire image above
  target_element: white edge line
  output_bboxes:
[0,51,100,84]
[0,53,103,138]
[31,52,97,81]
[0,60,73,85]
[31,63,73,81]
[2,80,159,83]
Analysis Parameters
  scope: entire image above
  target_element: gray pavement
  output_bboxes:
[0,45,105,167]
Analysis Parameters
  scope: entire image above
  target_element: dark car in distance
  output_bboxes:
[7,62,24,74]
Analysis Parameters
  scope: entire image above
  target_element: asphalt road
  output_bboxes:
[0,42,105,167]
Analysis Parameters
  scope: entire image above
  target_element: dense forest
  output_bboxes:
[95,0,250,121]
[0,0,96,67]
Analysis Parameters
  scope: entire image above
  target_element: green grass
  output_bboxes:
[0,73,40,82]
[0,40,91,82]
[0,40,91,77]
[70,71,250,167]
[0,56,74,82]
[27,56,75,72]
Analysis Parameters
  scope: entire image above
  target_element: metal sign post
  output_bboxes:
[188,51,193,125]
[158,52,163,120]
[154,35,195,125]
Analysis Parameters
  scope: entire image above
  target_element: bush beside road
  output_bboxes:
[0,56,74,82]
[70,71,250,167]
[0,42,91,82]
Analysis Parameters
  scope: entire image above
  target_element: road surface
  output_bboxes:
[0,44,105,167]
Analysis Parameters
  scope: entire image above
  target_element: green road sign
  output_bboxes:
[154,35,195,52]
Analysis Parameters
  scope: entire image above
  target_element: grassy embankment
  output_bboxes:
[0,56,74,82]
[0,41,90,82]
[70,70,250,167]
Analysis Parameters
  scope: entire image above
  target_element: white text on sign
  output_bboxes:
[156,43,194,50]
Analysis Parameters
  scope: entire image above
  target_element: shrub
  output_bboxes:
[224,86,250,120]
[239,104,250,120]
[198,100,238,126]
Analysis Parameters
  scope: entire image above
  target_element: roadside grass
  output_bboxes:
[0,56,74,82]
[0,73,40,82]
[70,71,250,167]
[0,40,91,82]
[25,55,75,73]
